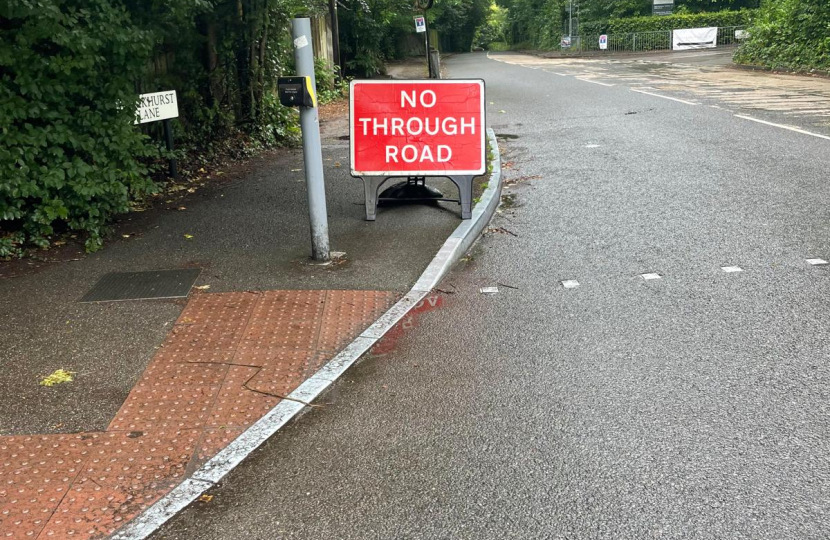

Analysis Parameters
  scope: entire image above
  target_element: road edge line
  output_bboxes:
[110,128,504,540]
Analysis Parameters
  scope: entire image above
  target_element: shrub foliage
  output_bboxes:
[1,0,157,252]
[580,9,754,36]
[734,0,830,72]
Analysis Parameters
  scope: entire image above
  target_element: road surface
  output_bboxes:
[153,51,830,539]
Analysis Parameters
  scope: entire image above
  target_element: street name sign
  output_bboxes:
[349,80,485,176]
[135,90,178,124]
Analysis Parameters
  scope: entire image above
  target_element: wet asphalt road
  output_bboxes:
[153,52,830,539]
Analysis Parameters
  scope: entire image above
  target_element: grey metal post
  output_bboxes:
[424,12,432,77]
[568,0,572,40]
[292,17,330,262]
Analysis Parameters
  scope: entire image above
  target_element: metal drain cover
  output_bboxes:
[81,268,201,302]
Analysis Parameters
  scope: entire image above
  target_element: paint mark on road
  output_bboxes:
[735,115,830,141]
[576,78,615,87]
[631,88,698,106]
[562,280,580,289]
[721,266,744,273]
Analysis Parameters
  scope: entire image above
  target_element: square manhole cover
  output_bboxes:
[80,268,202,302]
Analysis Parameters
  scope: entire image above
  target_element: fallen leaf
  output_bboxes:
[122,234,131,238]
[40,369,75,387]
[199,495,213,503]
[184,234,194,239]
[187,188,196,193]
[194,285,210,290]
[334,162,341,167]
[499,110,506,114]
[177,206,186,211]
[198,167,207,173]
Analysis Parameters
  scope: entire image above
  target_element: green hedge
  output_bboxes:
[734,0,830,72]
[0,0,158,252]
[581,9,755,36]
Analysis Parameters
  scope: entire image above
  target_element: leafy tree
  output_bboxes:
[474,1,510,49]
[432,0,491,52]
[338,0,413,76]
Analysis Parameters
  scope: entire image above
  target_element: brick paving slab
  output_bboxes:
[0,290,397,539]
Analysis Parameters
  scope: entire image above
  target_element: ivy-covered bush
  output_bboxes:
[580,9,755,36]
[734,0,830,72]
[0,0,158,251]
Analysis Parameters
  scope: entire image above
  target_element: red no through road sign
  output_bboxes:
[349,79,486,177]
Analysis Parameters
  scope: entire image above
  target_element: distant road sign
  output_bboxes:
[653,0,674,16]
[599,34,608,50]
[415,16,426,33]
[135,90,178,124]
[349,80,485,176]
[561,36,572,48]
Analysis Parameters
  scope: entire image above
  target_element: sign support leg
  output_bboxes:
[449,176,474,219]
[293,17,331,262]
[361,176,388,221]
[162,119,178,180]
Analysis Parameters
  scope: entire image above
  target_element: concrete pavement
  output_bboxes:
[153,51,830,539]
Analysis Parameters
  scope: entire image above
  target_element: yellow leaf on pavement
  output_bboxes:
[40,369,75,387]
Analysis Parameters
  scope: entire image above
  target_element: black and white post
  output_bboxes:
[292,17,330,262]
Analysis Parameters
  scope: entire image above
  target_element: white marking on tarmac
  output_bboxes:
[553,72,569,76]
[562,280,580,289]
[641,273,662,280]
[631,88,698,105]
[721,266,743,273]
[480,286,500,294]
[585,144,601,148]
[734,115,830,141]
[806,258,828,266]
[576,78,615,87]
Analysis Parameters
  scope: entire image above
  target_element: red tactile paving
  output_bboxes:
[0,434,95,540]
[207,365,281,429]
[318,290,399,352]
[0,290,397,540]
[185,427,245,476]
